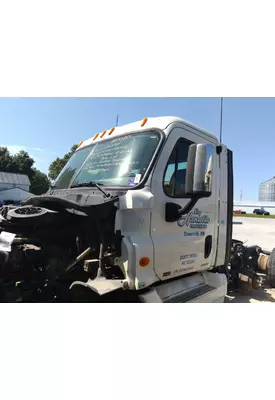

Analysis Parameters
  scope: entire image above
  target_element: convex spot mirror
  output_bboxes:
[185,143,214,197]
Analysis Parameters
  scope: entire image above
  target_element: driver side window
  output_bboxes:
[163,138,193,197]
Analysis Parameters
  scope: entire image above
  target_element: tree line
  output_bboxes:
[0,144,77,195]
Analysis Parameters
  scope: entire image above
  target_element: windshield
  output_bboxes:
[54,131,161,189]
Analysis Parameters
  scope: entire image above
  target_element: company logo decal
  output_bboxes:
[177,208,211,229]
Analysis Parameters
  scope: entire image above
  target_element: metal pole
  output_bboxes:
[219,97,223,143]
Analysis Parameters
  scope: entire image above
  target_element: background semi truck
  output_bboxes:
[0,116,274,302]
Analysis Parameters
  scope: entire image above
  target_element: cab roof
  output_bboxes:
[78,116,218,150]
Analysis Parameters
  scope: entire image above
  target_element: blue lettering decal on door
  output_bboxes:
[184,231,205,237]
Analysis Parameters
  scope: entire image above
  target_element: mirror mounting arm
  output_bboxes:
[178,197,198,216]
[165,197,199,223]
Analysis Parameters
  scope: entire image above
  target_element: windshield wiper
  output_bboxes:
[70,181,111,198]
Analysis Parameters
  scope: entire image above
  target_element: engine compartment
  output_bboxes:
[0,194,124,302]
[0,190,272,302]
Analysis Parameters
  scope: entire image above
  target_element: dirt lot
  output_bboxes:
[226,217,275,303]
[233,216,275,251]
[225,287,275,303]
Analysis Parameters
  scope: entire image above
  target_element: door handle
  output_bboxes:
[204,235,212,259]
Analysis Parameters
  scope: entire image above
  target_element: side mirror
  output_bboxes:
[165,142,215,222]
[185,143,214,197]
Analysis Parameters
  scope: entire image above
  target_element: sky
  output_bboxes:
[0,97,274,201]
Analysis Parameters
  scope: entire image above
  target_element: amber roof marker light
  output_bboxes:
[109,127,115,135]
[141,117,148,127]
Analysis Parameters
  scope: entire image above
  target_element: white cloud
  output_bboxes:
[4,145,27,154]
[2,145,58,156]
[0,145,47,164]
[2,145,44,154]
[2,144,59,155]
[29,154,45,163]
[1,145,58,173]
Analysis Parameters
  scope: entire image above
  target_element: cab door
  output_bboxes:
[150,125,219,281]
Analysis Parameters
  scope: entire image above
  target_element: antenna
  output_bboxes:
[219,97,223,143]
[116,114,119,127]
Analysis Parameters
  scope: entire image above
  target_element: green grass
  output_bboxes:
[233,213,275,219]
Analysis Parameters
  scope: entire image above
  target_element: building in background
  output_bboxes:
[0,172,32,205]
[259,177,275,202]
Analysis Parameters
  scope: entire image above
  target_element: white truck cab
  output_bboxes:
[51,116,233,302]
[4,115,261,304]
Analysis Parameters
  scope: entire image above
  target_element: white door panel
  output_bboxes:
[150,126,219,280]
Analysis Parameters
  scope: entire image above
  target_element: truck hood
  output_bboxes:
[22,192,119,217]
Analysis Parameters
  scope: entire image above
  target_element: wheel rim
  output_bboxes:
[13,206,44,216]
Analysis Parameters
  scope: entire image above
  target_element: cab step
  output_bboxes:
[139,271,227,303]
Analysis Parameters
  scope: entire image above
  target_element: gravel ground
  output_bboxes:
[233,216,275,251]
[226,217,275,303]
[225,287,275,303]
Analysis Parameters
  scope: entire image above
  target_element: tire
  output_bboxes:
[8,205,48,218]
[267,248,275,287]
[7,206,50,225]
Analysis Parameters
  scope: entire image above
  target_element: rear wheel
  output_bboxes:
[267,248,275,287]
